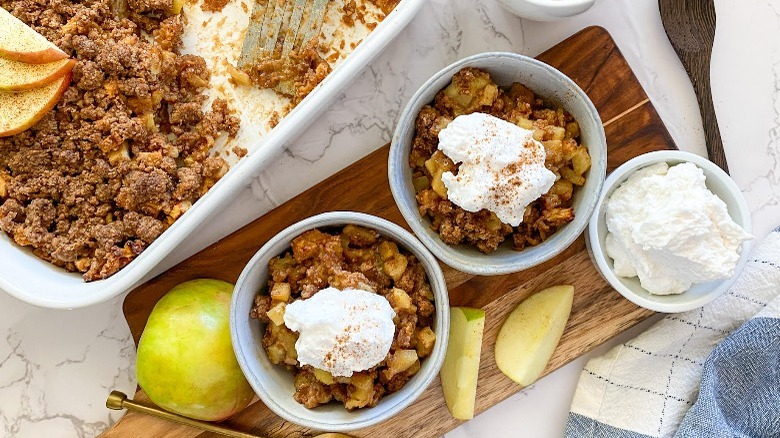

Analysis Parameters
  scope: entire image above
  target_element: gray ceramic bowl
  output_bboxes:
[586,150,753,313]
[389,52,607,276]
[230,211,449,432]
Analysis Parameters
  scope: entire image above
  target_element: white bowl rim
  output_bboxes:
[230,211,450,431]
[510,0,595,7]
[587,150,754,313]
[389,51,607,276]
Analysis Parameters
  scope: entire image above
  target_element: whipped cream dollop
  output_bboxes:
[283,287,396,377]
[605,162,753,295]
[438,113,557,226]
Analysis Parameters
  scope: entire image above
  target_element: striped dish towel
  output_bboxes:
[565,228,780,438]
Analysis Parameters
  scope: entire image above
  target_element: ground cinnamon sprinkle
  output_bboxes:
[0,0,240,281]
[411,68,589,253]
[251,226,436,410]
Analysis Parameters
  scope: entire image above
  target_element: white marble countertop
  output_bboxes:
[2,0,779,436]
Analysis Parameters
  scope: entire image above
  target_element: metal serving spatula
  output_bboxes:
[238,0,328,95]
[659,0,728,173]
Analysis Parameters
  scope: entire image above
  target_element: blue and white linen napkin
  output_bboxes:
[565,228,780,438]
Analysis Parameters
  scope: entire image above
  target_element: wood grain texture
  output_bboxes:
[103,26,675,438]
[659,0,727,172]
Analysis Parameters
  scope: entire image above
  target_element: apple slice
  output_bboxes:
[0,72,71,137]
[440,307,486,420]
[0,58,76,91]
[494,285,574,387]
[0,8,68,64]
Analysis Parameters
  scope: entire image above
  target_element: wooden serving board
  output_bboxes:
[104,26,675,438]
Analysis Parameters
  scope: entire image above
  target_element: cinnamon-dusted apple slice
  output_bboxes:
[0,72,70,137]
[0,58,75,91]
[0,8,68,64]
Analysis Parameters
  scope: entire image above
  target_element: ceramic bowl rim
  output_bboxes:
[514,0,595,8]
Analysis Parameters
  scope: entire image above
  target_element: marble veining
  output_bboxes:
[743,55,780,234]
[712,0,780,239]
[1,0,779,437]
[0,296,135,437]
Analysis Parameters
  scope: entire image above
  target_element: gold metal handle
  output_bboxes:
[106,391,352,438]
[106,391,262,438]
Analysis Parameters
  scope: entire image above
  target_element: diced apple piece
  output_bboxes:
[0,58,75,91]
[266,302,286,326]
[551,126,566,141]
[378,240,399,259]
[345,372,374,409]
[405,359,421,377]
[0,173,7,198]
[342,224,377,246]
[379,241,408,281]
[383,349,418,380]
[572,147,592,176]
[266,344,285,365]
[313,368,335,385]
[171,0,186,13]
[415,326,436,358]
[265,323,297,366]
[383,255,408,281]
[387,288,415,314]
[516,117,533,129]
[424,151,455,199]
[0,73,71,137]
[0,9,68,64]
[440,307,485,420]
[494,285,574,387]
[270,282,291,303]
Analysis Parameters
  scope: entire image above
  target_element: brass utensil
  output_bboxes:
[238,0,328,94]
[659,0,728,173]
[106,391,351,438]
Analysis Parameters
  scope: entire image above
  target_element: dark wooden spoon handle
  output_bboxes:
[659,0,728,173]
[686,49,727,173]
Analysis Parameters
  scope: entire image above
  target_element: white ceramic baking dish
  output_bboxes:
[0,0,425,309]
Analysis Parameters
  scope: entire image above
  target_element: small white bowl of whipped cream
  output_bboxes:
[495,0,597,21]
[587,150,754,313]
[230,211,449,431]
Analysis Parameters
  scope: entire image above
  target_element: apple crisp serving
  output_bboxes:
[410,67,592,253]
[250,225,436,410]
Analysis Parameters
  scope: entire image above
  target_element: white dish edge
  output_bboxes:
[0,0,426,309]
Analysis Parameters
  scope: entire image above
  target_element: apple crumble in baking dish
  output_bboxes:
[0,0,400,281]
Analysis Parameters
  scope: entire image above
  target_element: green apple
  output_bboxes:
[440,307,486,420]
[495,285,574,387]
[136,279,254,421]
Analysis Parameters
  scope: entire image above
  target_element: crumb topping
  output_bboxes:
[202,0,230,12]
[0,0,240,281]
